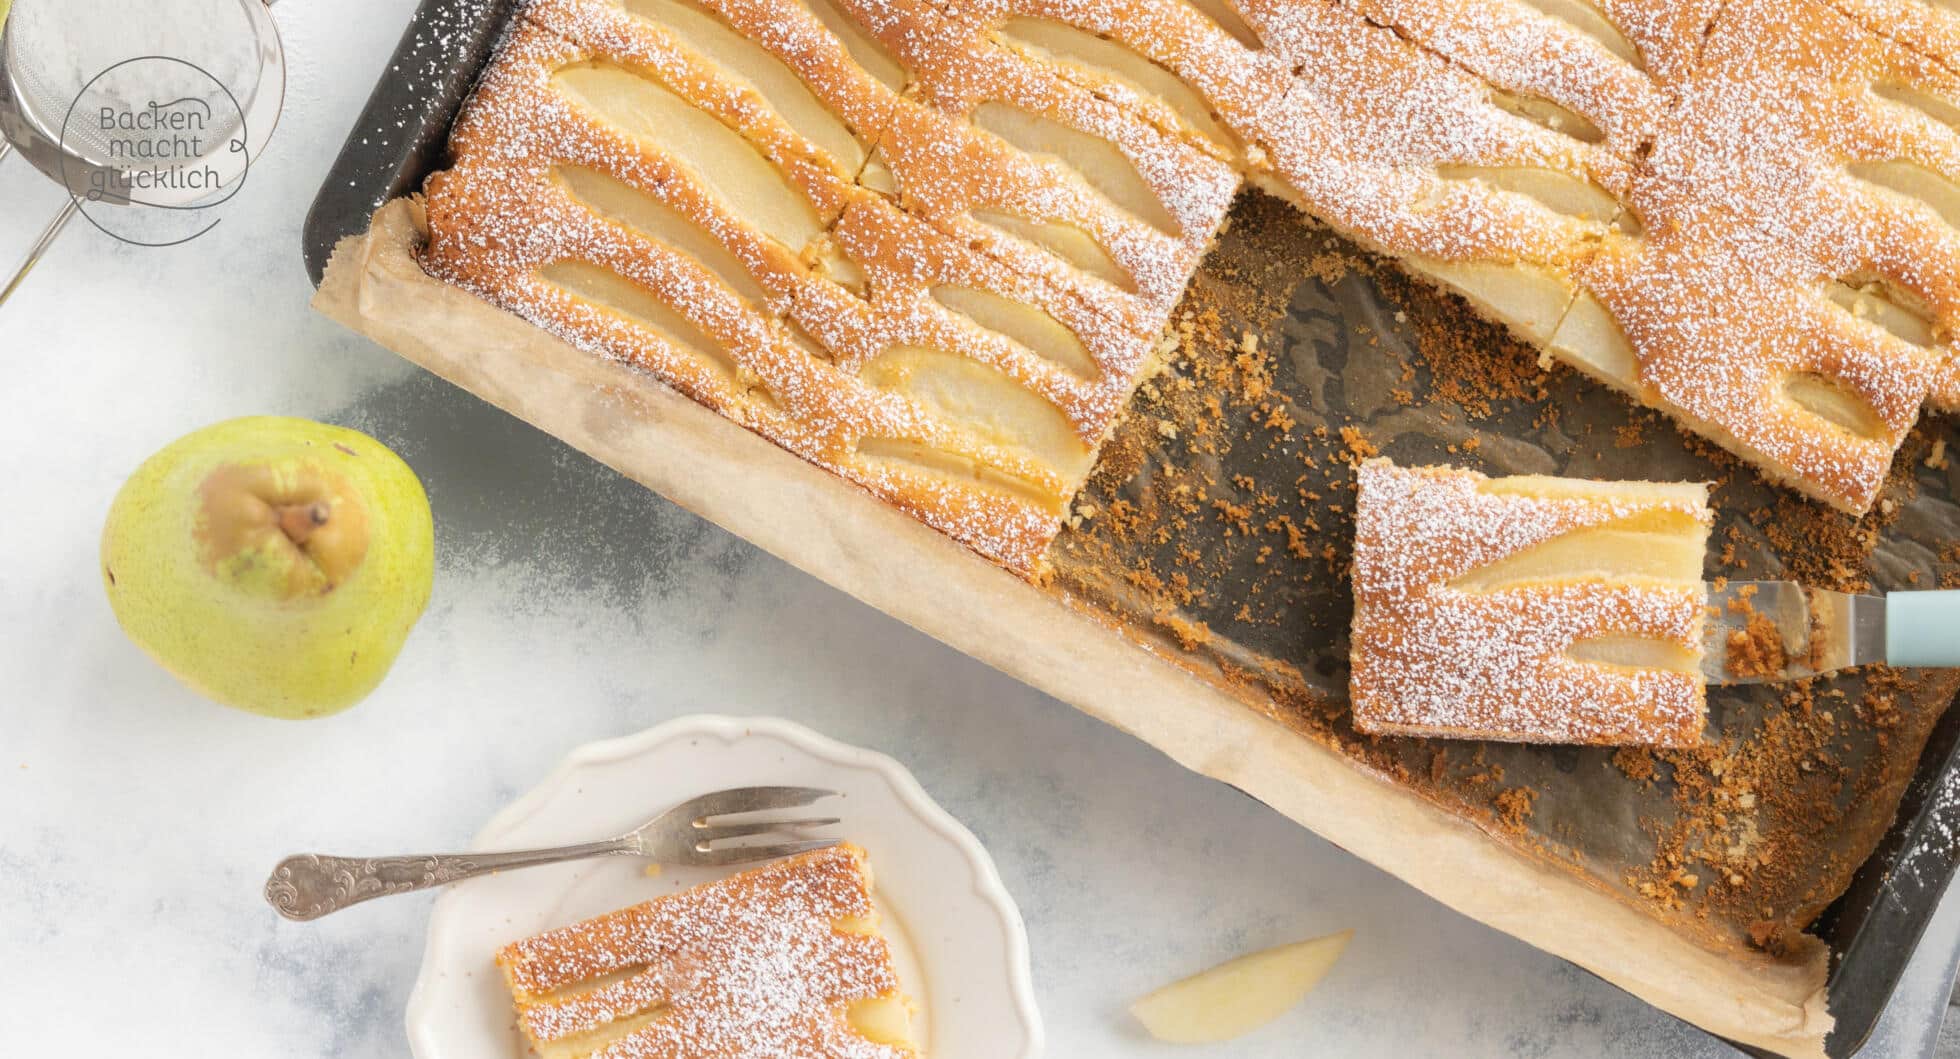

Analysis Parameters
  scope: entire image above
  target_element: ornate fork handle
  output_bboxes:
[264,839,629,921]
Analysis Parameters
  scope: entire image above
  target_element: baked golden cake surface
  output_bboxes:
[421,0,1241,572]
[421,8,1216,571]
[811,0,1243,308]
[1228,0,1643,351]
[498,844,917,1059]
[420,0,1957,566]
[1550,0,1960,512]
[1829,0,1960,76]
[932,0,1296,165]
[1348,459,1712,747]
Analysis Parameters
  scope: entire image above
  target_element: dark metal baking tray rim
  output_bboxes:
[300,1,1960,1053]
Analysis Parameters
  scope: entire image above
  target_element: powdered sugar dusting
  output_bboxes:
[422,0,1958,579]
[1900,758,1960,887]
[1569,0,1960,511]
[1828,0,1960,80]
[420,9,1194,571]
[1349,460,1711,747]
[500,845,914,1057]
[1233,0,1623,268]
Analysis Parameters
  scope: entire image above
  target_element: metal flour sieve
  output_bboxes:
[0,0,286,306]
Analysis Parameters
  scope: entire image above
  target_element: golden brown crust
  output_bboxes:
[421,11,1213,571]
[1344,0,1722,106]
[1348,460,1712,747]
[497,844,915,1058]
[1558,0,1960,511]
[1225,0,1639,354]
[1828,0,1960,75]
[529,0,1241,316]
[424,0,1958,574]
[820,0,1242,309]
[1236,0,1958,509]
[522,0,906,168]
[1332,0,1958,507]
[1236,0,1642,234]
[943,0,1296,161]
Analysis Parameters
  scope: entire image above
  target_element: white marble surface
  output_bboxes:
[2,1,1957,1055]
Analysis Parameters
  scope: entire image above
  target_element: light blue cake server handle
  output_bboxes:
[1705,582,1960,684]
[1887,590,1960,668]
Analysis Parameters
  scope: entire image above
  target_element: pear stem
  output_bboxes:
[276,502,331,545]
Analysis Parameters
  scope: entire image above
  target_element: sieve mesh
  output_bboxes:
[2,0,275,178]
[0,0,285,307]
[5,32,116,165]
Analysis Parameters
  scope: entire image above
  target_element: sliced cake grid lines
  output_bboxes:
[421,0,1959,576]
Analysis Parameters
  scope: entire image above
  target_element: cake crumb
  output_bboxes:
[1339,425,1378,460]
[1725,611,1788,680]
[1614,747,1658,785]
[1495,787,1539,833]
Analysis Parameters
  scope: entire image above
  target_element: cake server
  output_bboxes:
[1703,581,1960,685]
[264,785,841,921]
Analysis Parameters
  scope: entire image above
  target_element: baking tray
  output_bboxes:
[301,0,526,286]
[1050,193,1960,1056]
[300,1,1960,1052]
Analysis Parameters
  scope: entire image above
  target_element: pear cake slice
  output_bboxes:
[497,844,918,1059]
[1319,0,1957,511]
[1227,0,1646,353]
[1348,459,1713,747]
[801,0,1244,311]
[944,0,1300,167]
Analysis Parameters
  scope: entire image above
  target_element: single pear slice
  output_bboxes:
[101,416,434,719]
[1130,930,1352,1044]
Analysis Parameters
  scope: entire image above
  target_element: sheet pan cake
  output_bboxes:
[498,844,917,1058]
[386,1,1960,1044]
[420,0,1957,580]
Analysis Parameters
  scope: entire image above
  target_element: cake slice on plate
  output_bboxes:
[497,843,919,1058]
[1348,459,1712,747]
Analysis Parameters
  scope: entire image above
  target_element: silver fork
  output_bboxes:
[263,786,841,921]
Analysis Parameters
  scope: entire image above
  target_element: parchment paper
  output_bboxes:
[313,195,1960,1057]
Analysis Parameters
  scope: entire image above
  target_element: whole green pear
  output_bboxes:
[101,417,434,718]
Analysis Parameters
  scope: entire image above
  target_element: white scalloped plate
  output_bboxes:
[404,715,1042,1058]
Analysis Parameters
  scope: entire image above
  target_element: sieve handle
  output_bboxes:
[0,197,79,309]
